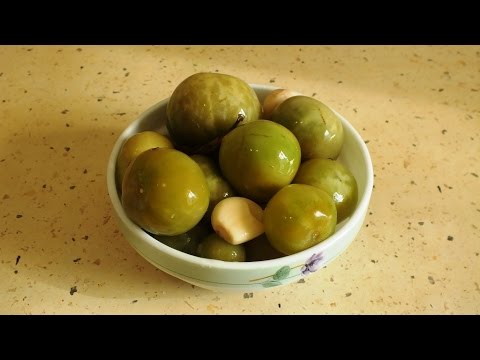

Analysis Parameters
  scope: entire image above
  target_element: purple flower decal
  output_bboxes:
[301,253,324,276]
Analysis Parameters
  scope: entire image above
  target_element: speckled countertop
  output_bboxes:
[1,45,479,314]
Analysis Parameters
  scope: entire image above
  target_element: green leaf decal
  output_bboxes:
[262,280,282,288]
[272,266,291,281]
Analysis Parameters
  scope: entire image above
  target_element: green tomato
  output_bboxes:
[115,131,173,190]
[271,96,344,160]
[166,72,261,151]
[293,158,358,223]
[154,222,211,255]
[197,233,246,262]
[263,184,337,255]
[245,234,284,261]
[219,120,301,204]
[122,148,209,235]
[190,154,235,218]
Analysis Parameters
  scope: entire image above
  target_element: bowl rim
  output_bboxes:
[106,83,374,271]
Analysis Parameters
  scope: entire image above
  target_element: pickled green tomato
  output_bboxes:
[166,72,261,150]
[122,148,209,236]
[197,233,246,262]
[245,234,284,261]
[219,120,301,204]
[190,154,235,217]
[263,184,337,255]
[271,96,344,160]
[154,222,211,256]
[293,158,358,223]
[115,131,173,189]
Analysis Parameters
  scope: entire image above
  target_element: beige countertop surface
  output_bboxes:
[1,45,479,314]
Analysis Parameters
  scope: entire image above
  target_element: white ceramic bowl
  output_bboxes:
[107,84,374,292]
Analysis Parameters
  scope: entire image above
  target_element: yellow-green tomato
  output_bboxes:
[293,158,358,223]
[219,120,301,204]
[197,233,246,262]
[263,184,337,255]
[271,96,344,160]
[122,148,209,236]
[115,131,173,189]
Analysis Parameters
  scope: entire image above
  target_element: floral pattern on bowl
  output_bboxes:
[248,252,325,288]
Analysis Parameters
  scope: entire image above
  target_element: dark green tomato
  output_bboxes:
[245,234,284,262]
[166,72,261,151]
[190,154,235,218]
[122,148,209,236]
[263,184,337,255]
[293,158,358,223]
[271,96,344,160]
[197,233,246,262]
[219,120,301,204]
[154,222,211,256]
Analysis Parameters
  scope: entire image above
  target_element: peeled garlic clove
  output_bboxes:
[262,89,303,119]
[211,197,264,245]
